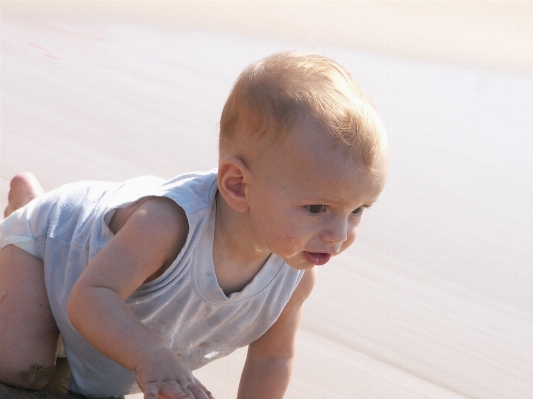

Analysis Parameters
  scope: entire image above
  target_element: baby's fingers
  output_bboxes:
[192,378,215,399]
[143,382,192,399]
[188,383,214,399]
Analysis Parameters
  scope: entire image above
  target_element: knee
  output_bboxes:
[20,363,56,390]
[0,363,56,391]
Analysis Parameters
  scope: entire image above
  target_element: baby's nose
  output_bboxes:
[320,218,349,244]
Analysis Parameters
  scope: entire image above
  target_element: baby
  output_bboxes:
[0,51,389,399]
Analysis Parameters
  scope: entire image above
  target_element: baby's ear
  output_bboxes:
[217,157,251,212]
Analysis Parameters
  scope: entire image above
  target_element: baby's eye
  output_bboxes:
[352,206,366,215]
[306,205,326,214]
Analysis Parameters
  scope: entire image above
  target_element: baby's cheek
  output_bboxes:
[344,229,358,249]
[280,220,301,241]
[280,227,305,252]
[283,231,294,243]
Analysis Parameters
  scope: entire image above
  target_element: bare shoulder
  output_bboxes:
[109,196,187,236]
[284,268,317,312]
[95,196,189,288]
[117,196,188,268]
[133,196,188,233]
[247,269,316,357]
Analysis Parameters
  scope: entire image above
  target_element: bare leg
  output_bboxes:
[0,173,60,390]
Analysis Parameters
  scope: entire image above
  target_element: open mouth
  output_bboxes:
[303,251,331,265]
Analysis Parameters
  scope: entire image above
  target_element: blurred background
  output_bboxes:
[1,2,532,398]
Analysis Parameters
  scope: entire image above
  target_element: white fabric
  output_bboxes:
[0,170,304,397]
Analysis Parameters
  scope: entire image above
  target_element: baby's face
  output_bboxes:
[246,117,388,271]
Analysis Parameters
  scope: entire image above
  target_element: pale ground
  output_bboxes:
[1,1,533,399]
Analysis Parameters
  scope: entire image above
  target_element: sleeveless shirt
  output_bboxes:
[1,170,304,397]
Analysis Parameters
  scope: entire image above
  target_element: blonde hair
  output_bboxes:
[219,51,387,170]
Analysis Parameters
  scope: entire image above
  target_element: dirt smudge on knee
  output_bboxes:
[20,364,55,390]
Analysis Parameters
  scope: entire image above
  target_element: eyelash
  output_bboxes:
[306,205,326,214]
[352,206,365,215]
[305,205,368,215]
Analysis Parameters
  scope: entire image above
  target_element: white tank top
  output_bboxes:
[23,170,303,396]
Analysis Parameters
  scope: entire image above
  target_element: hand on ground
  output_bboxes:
[135,347,214,399]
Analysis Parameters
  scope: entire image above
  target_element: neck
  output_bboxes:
[214,192,271,267]
[213,193,271,294]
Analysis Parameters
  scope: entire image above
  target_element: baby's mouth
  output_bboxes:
[303,251,331,265]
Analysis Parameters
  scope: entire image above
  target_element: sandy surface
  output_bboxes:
[1,1,532,398]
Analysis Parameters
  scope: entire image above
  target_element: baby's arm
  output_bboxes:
[236,268,316,399]
[67,197,212,399]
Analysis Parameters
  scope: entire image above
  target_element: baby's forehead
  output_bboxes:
[284,136,387,191]
[239,112,387,183]
[270,159,384,209]
[270,141,370,180]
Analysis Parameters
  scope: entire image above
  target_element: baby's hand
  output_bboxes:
[135,347,214,399]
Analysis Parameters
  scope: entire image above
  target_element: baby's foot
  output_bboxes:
[4,172,45,218]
